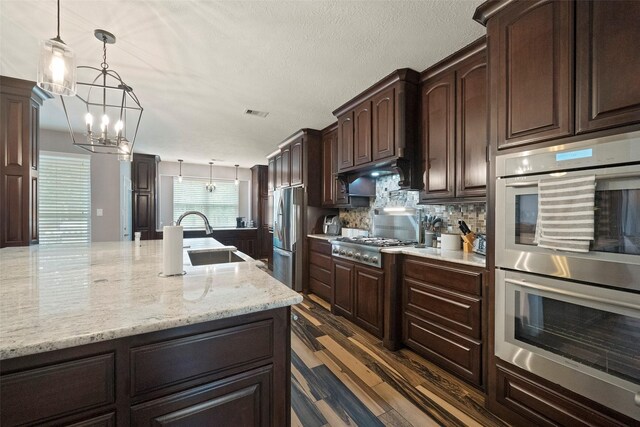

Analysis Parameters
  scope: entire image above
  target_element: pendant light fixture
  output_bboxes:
[234,164,239,186]
[177,159,183,183]
[205,162,216,192]
[38,0,76,96]
[60,29,143,161]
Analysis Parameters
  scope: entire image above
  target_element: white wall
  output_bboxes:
[157,161,252,229]
[40,129,126,242]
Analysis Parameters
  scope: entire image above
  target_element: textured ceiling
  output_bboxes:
[0,0,485,167]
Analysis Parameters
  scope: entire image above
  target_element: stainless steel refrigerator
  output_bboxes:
[273,187,303,291]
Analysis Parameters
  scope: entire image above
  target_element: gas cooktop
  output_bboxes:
[333,236,416,248]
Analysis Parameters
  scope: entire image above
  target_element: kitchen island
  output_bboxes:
[0,238,301,426]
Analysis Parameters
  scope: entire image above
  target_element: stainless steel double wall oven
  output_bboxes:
[494,132,640,420]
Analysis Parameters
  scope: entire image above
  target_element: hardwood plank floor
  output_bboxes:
[291,294,508,427]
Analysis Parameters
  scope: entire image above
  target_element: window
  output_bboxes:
[39,152,91,244]
[172,177,239,229]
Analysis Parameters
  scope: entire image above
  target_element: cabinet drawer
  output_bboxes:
[67,412,116,427]
[130,320,273,397]
[131,366,272,426]
[403,313,481,386]
[309,277,332,303]
[404,277,481,339]
[404,257,482,296]
[309,250,332,271]
[0,353,115,426]
[309,238,332,255]
[310,263,331,285]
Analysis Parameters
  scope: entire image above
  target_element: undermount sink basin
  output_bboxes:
[187,248,245,266]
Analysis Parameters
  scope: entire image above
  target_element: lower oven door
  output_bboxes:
[496,269,640,420]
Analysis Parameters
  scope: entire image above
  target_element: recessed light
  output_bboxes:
[371,171,380,177]
[244,109,269,118]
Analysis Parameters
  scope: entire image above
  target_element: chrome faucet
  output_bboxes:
[176,211,214,235]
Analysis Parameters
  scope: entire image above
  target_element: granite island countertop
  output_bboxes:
[0,238,302,360]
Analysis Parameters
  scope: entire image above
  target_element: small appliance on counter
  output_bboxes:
[322,215,341,235]
[236,217,246,228]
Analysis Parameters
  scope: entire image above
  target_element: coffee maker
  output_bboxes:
[236,217,245,228]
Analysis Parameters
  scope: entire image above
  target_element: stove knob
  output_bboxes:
[339,249,346,255]
[332,247,339,254]
[347,251,354,257]
[371,256,379,264]
[363,254,370,261]
[354,252,361,260]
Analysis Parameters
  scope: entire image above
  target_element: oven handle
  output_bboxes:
[504,278,640,311]
[503,171,640,187]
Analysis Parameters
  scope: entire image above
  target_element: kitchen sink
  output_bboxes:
[187,248,245,266]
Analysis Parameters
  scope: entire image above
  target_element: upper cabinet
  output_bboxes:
[333,69,420,189]
[420,38,487,201]
[575,1,640,133]
[477,0,640,153]
[267,129,323,205]
[490,0,574,150]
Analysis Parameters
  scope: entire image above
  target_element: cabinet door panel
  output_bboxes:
[372,88,395,161]
[456,54,487,197]
[322,130,336,206]
[280,147,290,187]
[421,73,455,199]
[131,366,271,427]
[354,265,384,338]
[576,1,640,133]
[337,113,354,171]
[354,102,372,166]
[290,139,303,186]
[332,260,354,317]
[275,155,282,188]
[493,0,573,149]
[267,157,275,193]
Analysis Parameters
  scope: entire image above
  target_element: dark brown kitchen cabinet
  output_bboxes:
[333,259,354,317]
[372,87,395,161]
[289,137,303,186]
[209,229,258,258]
[0,77,50,248]
[576,1,640,134]
[456,50,488,197]
[353,264,384,338]
[132,153,159,240]
[333,69,420,188]
[267,156,276,192]
[420,38,487,201]
[489,0,574,150]
[251,165,269,259]
[322,126,338,206]
[280,146,290,187]
[421,72,456,200]
[1,308,291,427]
[308,238,333,303]
[274,154,282,188]
[354,101,372,166]
[332,258,384,338]
[402,256,484,387]
[337,112,354,171]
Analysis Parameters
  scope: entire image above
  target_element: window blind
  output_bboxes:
[173,177,239,229]
[39,153,91,244]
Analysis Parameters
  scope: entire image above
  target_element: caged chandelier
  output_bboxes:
[61,29,142,161]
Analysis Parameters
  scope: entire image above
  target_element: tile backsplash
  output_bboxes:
[339,174,486,234]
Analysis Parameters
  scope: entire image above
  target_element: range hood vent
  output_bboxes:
[341,158,421,191]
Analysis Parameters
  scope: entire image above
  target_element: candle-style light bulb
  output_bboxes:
[85,112,93,133]
[115,120,124,135]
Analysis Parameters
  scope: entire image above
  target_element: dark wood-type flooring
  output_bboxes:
[291,294,508,427]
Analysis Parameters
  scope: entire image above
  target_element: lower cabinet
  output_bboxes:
[209,229,259,259]
[332,258,384,338]
[402,256,484,387]
[0,308,290,427]
[308,239,333,303]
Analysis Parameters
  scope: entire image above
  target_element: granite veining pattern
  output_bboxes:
[381,246,486,268]
[0,238,302,360]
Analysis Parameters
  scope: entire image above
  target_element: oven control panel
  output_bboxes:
[331,243,382,268]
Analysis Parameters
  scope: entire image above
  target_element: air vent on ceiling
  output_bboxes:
[244,109,269,118]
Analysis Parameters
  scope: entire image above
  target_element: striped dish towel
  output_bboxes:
[534,175,596,253]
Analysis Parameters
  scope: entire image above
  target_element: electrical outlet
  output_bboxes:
[97,208,103,217]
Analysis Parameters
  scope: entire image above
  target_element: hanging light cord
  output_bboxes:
[56,0,60,39]
[101,36,109,70]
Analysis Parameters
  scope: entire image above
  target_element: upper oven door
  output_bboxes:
[496,164,640,290]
